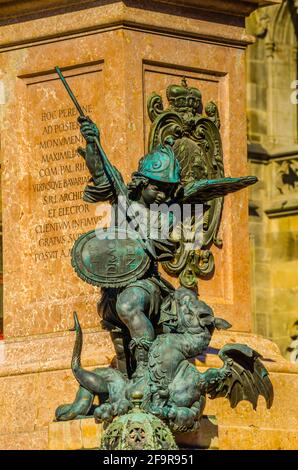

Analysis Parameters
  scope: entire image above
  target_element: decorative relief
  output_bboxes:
[285,321,298,364]
[275,159,298,195]
[254,12,270,39]
[265,158,298,218]
[248,3,295,59]
[147,78,224,289]
[24,63,104,267]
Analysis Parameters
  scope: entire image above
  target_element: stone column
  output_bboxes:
[1,0,296,451]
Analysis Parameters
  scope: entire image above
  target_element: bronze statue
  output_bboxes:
[73,115,256,380]
[54,68,273,447]
[56,291,272,434]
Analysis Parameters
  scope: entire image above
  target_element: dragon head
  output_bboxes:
[160,287,231,334]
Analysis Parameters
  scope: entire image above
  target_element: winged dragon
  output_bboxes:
[56,287,273,432]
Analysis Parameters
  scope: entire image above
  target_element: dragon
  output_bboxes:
[55,287,273,433]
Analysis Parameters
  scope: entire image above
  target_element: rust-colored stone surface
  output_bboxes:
[0,0,296,451]
[0,430,48,451]
[48,418,103,450]
[0,0,281,25]
[175,415,219,449]
[48,414,219,450]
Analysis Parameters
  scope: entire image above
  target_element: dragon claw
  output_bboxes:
[94,403,113,423]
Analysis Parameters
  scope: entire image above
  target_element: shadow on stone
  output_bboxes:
[175,416,219,450]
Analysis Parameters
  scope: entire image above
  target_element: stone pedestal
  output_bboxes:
[48,418,103,450]
[1,0,295,451]
[48,415,218,450]
[175,416,219,450]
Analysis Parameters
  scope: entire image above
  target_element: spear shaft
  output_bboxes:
[55,66,127,199]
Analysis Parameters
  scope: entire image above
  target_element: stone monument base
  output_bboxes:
[48,416,218,450]
[174,416,219,450]
[48,418,103,450]
[1,330,297,450]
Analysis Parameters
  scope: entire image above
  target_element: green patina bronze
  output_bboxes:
[54,69,273,450]
[137,144,181,184]
[71,228,151,288]
[147,78,228,289]
[55,292,273,437]
[101,392,177,451]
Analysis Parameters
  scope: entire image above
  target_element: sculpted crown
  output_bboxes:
[166,77,202,113]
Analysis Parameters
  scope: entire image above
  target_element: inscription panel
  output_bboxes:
[18,64,106,335]
[31,99,95,263]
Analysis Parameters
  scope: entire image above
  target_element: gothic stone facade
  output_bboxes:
[247,0,298,358]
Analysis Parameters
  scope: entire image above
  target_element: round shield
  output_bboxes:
[71,227,151,288]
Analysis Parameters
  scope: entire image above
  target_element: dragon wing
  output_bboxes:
[181,176,257,204]
[205,344,273,410]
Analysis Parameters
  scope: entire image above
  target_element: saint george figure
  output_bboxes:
[78,117,180,379]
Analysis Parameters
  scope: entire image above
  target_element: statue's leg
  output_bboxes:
[164,363,206,431]
[116,286,154,377]
[110,331,134,378]
[99,289,134,378]
[116,286,154,340]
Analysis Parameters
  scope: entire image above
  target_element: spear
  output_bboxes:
[55,66,127,199]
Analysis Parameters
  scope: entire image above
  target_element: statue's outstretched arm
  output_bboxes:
[78,117,125,204]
